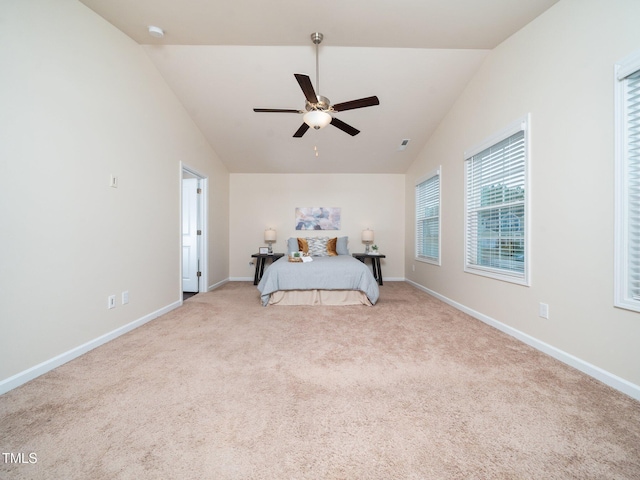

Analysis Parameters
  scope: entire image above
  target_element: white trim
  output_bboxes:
[464,116,527,159]
[415,257,438,265]
[415,167,440,187]
[415,166,442,266]
[464,264,530,286]
[181,163,208,296]
[463,114,531,286]
[614,59,628,310]
[406,279,640,401]
[616,49,640,80]
[614,52,640,312]
[208,278,229,291]
[0,301,181,395]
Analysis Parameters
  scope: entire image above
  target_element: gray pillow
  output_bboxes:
[336,236,349,255]
[287,237,299,254]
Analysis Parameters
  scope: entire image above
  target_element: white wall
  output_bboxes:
[405,0,640,388]
[230,174,405,280]
[0,0,229,385]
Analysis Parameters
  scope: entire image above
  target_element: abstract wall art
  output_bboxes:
[295,207,341,230]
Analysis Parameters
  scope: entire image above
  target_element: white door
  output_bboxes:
[182,178,200,292]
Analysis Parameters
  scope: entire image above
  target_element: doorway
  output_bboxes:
[181,165,207,300]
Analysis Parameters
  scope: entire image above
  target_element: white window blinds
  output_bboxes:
[624,71,640,300]
[615,66,640,311]
[415,169,440,264]
[465,119,528,284]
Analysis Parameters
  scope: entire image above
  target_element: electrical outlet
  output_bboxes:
[122,291,129,305]
[108,295,116,309]
[412,264,415,272]
[539,302,549,319]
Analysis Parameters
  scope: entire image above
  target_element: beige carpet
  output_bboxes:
[1,282,639,479]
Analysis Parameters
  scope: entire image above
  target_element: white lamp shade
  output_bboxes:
[362,229,374,243]
[264,229,277,242]
[303,110,332,129]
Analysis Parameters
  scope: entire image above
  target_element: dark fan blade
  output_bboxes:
[294,74,318,104]
[293,123,310,138]
[330,117,360,136]
[332,96,380,112]
[253,108,303,113]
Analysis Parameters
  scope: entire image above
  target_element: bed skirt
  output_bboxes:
[267,289,373,306]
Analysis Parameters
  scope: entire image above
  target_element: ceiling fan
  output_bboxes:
[253,32,380,137]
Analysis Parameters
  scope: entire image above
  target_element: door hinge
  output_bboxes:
[197,188,202,194]
[197,230,202,235]
[196,271,201,277]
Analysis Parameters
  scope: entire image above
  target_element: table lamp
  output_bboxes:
[362,228,374,254]
[264,228,277,254]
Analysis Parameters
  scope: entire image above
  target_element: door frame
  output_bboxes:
[180,163,208,298]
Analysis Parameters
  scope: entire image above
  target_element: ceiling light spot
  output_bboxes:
[148,25,164,38]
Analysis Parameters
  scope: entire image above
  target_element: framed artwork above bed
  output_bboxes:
[295,207,341,230]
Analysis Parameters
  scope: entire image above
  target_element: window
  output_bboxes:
[615,51,640,312]
[464,116,529,285]
[415,168,440,265]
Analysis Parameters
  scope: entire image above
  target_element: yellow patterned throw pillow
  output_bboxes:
[297,238,309,254]
[327,237,338,256]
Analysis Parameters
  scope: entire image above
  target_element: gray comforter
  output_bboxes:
[257,255,380,306]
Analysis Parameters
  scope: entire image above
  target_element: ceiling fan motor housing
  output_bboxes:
[305,96,331,112]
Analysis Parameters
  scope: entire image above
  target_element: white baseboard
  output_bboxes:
[9,282,636,401]
[0,300,182,396]
[405,279,640,401]
[207,278,229,291]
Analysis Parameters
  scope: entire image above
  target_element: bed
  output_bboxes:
[256,237,380,306]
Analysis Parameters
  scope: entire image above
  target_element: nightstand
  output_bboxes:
[251,253,284,285]
[352,253,386,285]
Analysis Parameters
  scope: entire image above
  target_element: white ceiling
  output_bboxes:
[78,0,559,173]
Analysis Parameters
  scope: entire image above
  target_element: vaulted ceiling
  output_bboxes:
[79,0,559,173]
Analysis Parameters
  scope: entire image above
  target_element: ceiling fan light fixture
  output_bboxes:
[303,110,331,130]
